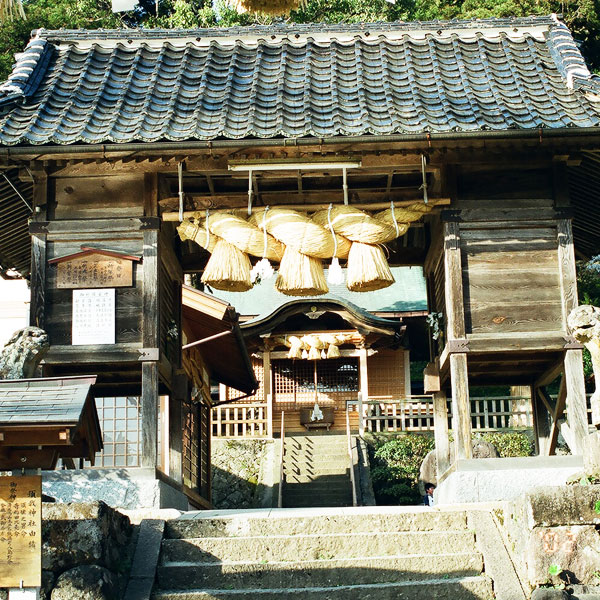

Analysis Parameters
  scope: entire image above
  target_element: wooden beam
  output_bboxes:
[359,346,370,413]
[450,353,472,460]
[30,217,161,235]
[44,344,158,364]
[466,333,578,353]
[553,161,570,209]
[161,198,450,220]
[535,358,565,388]
[433,390,451,476]
[141,361,159,468]
[563,349,589,455]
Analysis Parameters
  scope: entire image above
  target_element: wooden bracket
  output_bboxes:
[139,216,161,230]
[138,348,160,361]
[447,339,469,353]
[29,222,49,234]
[563,336,584,350]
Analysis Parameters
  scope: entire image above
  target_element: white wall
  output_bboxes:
[0,278,30,347]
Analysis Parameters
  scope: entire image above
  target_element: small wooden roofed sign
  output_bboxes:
[0,375,102,470]
[182,285,258,398]
[48,246,141,289]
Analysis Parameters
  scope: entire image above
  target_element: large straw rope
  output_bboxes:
[230,0,306,14]
[375,202,433,228]
[206,211,284,261]
[201,238,252,292]
[275,246,328,296]
[249,208,351,260]
[177,216,217,253]
[312,204,398,244]
[347,242,395,292]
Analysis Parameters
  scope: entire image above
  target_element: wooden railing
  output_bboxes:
[350,395,534,434]
[211,402,269,438]
[346,409,358,506]
[278,411,285,509]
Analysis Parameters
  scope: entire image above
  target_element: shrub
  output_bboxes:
[368,434,434,505]
[478,432,533,458]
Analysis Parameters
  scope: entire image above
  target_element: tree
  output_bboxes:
[0,0,24,23]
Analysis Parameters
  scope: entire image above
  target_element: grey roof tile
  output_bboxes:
[0,15,599,145]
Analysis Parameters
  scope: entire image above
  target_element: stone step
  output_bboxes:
[283,488,352,501]
[157,552,484,590]
[284,473,351,483]
[160,530,477,564]
[282,497,352,508]
[165,509,469,539]
[152,576,494,600]
[283,461,350,472]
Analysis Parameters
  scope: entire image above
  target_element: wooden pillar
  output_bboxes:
[359,344,369,403]
[531,385,551,456]
[433,390,450,477]
[443,221,472,460]
[29,168,48,329]
[557,219,588,454]
[141,362,159,468]
[403,349,411,397]
[141,228,160,467]
[168,373,186,483]
[263,349,273,438]
[564,350,589,455]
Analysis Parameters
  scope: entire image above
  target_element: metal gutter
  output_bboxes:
[2,127,600,157]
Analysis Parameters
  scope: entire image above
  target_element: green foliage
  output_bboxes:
[369,434,434,505]
[577,255,600,380]
[477,432,533,458]
[548,564,562,577]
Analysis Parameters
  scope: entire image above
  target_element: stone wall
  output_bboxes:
[1,501,134,600]
[211,439,271,509]
[498,485,600,591]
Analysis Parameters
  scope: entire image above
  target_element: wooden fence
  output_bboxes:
[211,402,269,438]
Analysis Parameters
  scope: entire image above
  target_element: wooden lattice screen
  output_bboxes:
[367,349,407,399]
[272,358,359,411]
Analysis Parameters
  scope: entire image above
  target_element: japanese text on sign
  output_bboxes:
[0,476,42,588]
[72,288,116,345]
[56,254,133,289]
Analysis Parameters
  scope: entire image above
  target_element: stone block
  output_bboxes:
[42,501,132,573]
[584,431,600,475]
[526,525,600,586]
[521,486,600,528]
[51,566,119,600]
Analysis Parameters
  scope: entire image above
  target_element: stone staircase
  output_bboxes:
[152,507,496,600]
[282,432,353,508]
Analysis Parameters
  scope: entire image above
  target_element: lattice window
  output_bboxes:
[273,358,359,411]
[182,399,199,490]
[86,396,141,468]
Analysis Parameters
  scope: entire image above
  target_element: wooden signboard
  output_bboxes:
[0,476,42,588]
[56,253,133,289]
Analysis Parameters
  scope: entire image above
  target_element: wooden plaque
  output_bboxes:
[56,254,133,288]
[0,475,42,588]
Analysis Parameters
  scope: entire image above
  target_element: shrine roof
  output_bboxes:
[0,375,96,424]
[0,15,600,146]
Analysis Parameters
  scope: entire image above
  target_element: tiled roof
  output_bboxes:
[0,15,599,145]
[0,376,95,424]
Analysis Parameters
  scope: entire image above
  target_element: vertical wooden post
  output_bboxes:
[359,346,369,433]
[358,392,364,437]
[141,362,159,468]
[433,390,450,477]
[263,350,273,438]
[450,353,472,459]
[531,385,551,456]
[403,349,411,397]
[557,219,588,454]
[141,228,160,467]
[169,373,186,483]
[563,350,589,455]
[443,221,472,460]
[29,235,46,330]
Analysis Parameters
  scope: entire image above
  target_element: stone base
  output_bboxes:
[42,468,189,510]
[436,455,584,504]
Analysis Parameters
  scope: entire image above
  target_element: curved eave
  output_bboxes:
[241,298,403,340]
